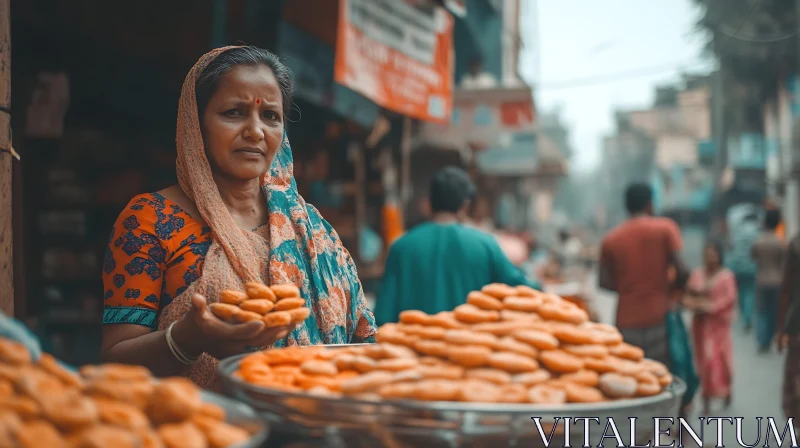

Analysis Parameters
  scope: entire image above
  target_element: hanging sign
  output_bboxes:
[334,0,454,123]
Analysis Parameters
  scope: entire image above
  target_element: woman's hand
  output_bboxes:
[172,294,296,360]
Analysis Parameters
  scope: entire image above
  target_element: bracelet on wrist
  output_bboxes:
[166,322,200,365]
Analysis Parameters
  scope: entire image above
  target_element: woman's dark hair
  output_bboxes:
[195,46,294,118]
[625,183,653,214]
[765,209,782,230]
[429,166,477,214]
[705,240,725,267]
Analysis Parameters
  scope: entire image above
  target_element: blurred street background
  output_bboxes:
[3,0,799,428]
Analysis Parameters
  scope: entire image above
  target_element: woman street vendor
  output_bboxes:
[100,46,377,388]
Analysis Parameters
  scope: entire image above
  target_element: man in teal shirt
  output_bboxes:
[375,167,538,326]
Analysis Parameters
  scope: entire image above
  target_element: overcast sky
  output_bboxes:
[519,0,714,172]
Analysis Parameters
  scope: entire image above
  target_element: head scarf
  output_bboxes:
[159,47,377,387]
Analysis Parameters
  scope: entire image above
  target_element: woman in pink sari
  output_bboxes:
[684,241,737,414]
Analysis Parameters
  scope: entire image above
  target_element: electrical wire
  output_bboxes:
[535,61,711,91]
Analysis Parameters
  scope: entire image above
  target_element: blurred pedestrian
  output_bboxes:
[778,233,800,425]
[751,209,787,353]
[599,183,688,365]
[726,204,760,332]
[684,241,736,414]
[374,167,538,326]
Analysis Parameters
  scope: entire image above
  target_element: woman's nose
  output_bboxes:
[243,117,265,141]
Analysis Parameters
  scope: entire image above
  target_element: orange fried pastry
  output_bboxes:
[15,419,65,448]
[208,303,240,322]
[503,296,543,313]
[270,284,301,299]
[245,282,277,302]
[196,402,226,421]
[192,415,251,448]
[412,379,461,401]
[85,379,154,410]
[488,352,539,373]
[36,354,82,389]
[538,350,584,373]
[147,378,202,425]
[0,339,31,366]
[538,302,589,325]
[40,393,99,432]
[0,396,41,420]
[562,383,605,403]
[263,311,292,328]
[512,330,559,351]
[446,345,492,368]
[70,424,141,448]
[481,283,517,299]
[378,382,418,400]
[157,422,208,448]
[494,336,538,358]
[340,371,394,395]
[515,285,542,298]
[559,370,600,387]
[219,290,249,306]
[465,368,512,385]
[398,310,433,326]
[419,363,465,380]
[512,370,551,386]
[234,309,264,323]
[453,304,499,324]
[94,398,151,431]
[274,298,306,311]
[528,384,567,405]
[240,299,275,315]
[608,343,645,361]
[443,329,498,348]
[428,312,464,329]
[458,380,501,403]
[466,291,504,311]
[288,307,312,324]
[598,372,638,398]
[375,358,418,372]
[562,344,609,359]
[300,360,338,377]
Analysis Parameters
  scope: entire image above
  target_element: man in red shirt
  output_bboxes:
[599,184,688,365]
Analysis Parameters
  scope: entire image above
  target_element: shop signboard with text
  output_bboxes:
[416,87,537,176]
[334,0,454,123]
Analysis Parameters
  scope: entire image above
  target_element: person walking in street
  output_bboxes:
[778,232,800,426]
[599,183,689,366]
[684,241,737,414]
[751,209,786,353]
[726,205,760,332]
[374,167,538,326]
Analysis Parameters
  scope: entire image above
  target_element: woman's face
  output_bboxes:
[704,246,720,267]
[201,64,284,181]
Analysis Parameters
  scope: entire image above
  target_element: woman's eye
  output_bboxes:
[262,111,281,121]
[224,109,243,117]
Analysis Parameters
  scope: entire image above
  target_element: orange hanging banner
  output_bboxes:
[334,0,454,123]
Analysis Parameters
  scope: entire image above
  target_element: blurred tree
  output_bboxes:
[692,0,798,131]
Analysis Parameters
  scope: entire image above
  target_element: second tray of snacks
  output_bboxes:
[0,337,268,448]
[218,284,686,447]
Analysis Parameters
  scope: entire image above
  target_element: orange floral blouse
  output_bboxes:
[102,193,224,329]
